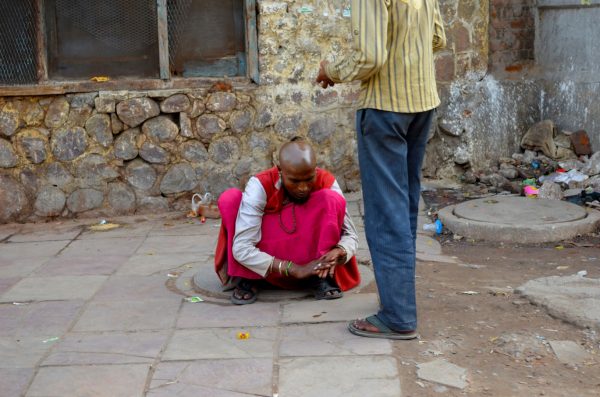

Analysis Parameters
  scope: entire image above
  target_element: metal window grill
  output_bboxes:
[0,0,38,85]
[167,0,193,69]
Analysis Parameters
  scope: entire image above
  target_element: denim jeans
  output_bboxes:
[356,108,434,331]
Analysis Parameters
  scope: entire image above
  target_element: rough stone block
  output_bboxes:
[417,359,468,389]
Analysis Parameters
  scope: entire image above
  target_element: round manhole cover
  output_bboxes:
[453,196,587,226]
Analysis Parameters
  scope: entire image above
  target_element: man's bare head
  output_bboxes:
[278,139,317,203]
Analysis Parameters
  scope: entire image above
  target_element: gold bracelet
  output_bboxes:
[278,260,283,275]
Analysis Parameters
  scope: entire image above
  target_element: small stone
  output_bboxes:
[160,163,197,194]
[454,146,470,165]
[523,150,537,164]
[0,104,19,137]
[195,114,226,142]
[499,166,519,180]
[107,182,136,214]
[206,92,237,112]
[111,113,124,134]
[181,140,209,163]
[308,118,336,143]
[46,163,74,188]
[229,109,254,134]
[142,116,179,143]
[438,120,464,137]
[139,141,169,164]
[15,129,48,164]
[51,126,88,161]
[538,181,563,200]
[160,94,191,113]
[137,196,169,212]
[480,173,509,188]
[20,101,45,127]
[114,128,139,160]
[417,359,468,389]
[254,106,274,130]
[75,154,119,185]
[45,98,70,128]
[570,130,592,156]
[0,175,29,222]
[461,170,478,184]
[116,97,160,127]
[187,99,205,118]
[68,93,98,108]
[66,188,104,213]
[126,159,157,190]
[275,114,303,139]
[248,132,271,151]
[95,97,116,113]
[66,105,93,127]
[0,138,18,168]
[208,136,241,164]
[549,340,592,365]
[34,186,66,217]
[85,114,113,147]
[179,112,193,138]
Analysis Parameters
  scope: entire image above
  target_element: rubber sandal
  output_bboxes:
[313,277,343,300]
[231,279,258,305]
[348,315,418,340]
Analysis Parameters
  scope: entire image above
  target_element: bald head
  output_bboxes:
[279,140,316,173]
[278,140,317,203]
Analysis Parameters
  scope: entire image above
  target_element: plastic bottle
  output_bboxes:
[423,219,443,234]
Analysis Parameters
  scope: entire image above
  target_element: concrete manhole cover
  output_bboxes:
[438,196,600,243]
[453,196,587,225]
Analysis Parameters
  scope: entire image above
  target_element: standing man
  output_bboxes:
[317,0,446,339]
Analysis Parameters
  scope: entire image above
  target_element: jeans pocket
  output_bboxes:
[358,109,373,137]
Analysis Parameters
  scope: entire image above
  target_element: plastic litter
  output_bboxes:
[237,332,250,340]
[89,222,120,231]
[184,296,204,303]
[522,178,537,187]
[459,291,480,295]
[12,302,28,306]
[523,186,539,197]
[577,270,588,277]
[423,219,443,234]
[42,337,59,343]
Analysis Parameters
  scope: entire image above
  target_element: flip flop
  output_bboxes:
[313,277,343,300]
[231,279,258,305]
[348,315,418,340]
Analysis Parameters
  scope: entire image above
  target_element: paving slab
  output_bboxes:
[33,255,129,276]
[0,275,107,302]
[280,322,392,357]
[162,327,277,360]
[177,301,280,328]
[0,335,58,368]
[279,356,401,397]
[0,300,85,336]
[93,275,180,302]
[73,299,180,332]
[26,364,150,397]
[192,263,375,301]
[416,359,468,389]
[0,368,35,397]
[43,331,170,366]
[517,275,600,330]
[0,257,49,278]
[148,358,273,397]
[60,237,145,257]
[148,221,216,236]
[116,253,202,276]
[0,277,20,295]
[0,224,21,241]
[78,222,155,240]
[439,196,600,243]
[0,240,70,259]
[282,293,379,324]
[416,235,442,255]
[137,235,215,255]
[549,340,594,366]
[8,228,81,243]
[416,252,458,264]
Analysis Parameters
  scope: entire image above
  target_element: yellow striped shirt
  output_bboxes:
[325,0,446,113]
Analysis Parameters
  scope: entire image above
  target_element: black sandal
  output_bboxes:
[231,278,258,305]
[313,277,343,300]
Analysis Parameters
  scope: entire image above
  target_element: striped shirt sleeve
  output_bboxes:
[432,0,446,51]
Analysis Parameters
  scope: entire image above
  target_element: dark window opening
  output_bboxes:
[0,0,38,85]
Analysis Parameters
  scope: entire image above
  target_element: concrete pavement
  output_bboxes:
[0,194,455,397]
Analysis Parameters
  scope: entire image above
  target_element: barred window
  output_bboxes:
[0,0,258,88]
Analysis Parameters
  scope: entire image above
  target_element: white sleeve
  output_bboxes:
[330,180,359,262]
[232,177,273,277]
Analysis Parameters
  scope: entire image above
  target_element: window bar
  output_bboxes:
[157,0,170,80]
[35,0,48,82]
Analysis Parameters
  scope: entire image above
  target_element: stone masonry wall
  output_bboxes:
[489,0,535,72]
[0,0,544,222]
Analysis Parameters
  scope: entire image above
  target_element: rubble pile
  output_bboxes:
[461,120,600,208]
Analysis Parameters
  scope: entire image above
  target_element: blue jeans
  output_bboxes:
[356,108,434,331]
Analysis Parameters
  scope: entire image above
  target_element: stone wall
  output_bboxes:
[489,0,535,71]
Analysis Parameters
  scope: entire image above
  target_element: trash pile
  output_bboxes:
[461,120,600,208]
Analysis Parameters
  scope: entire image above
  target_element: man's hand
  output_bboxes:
[316,60,335,89]
[287,258,332,279]
[316,247,347,278]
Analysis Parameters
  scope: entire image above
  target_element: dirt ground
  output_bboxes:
[373,237,600,396]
